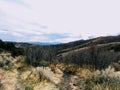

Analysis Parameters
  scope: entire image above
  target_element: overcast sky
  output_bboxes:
[0,0,120,43]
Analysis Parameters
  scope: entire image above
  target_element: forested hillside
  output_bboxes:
[9,35,120,70]
[0,40,24,56]
[0,35,120,90]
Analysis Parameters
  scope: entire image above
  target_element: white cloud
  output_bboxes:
[12,32,23,37]
[0,0,120,42]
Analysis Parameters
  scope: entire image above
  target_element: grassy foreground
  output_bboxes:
[0,53,120,90]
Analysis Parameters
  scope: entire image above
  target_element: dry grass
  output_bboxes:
[33,81,59,90]
[0,53,120,90]
[85,66,120,90]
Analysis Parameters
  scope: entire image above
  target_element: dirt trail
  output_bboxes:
[1,69,23,90]
[58,74,85,90]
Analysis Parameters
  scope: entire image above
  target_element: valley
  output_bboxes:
[0,35,120,90]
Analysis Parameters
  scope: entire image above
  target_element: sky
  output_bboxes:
[0,0,120,43]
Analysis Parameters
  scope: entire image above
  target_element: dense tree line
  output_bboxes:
[0,39,24,56]
[24,45,57,67]
[21,39,120,69]
[58,43,120,69]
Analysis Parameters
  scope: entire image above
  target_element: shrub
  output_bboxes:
[36,67,54,82]
[25,82,34,90]
[50,66,56,73]
[85,75,120,90]
[85,67,120,90]
[0,57,13,70]
[39,60,50,67]
[0,83,4,90]
[63,65,77,75]
[0,75,5,90]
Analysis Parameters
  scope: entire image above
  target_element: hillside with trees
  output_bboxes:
[12,35,120,70]
[0,35,120,90]
[0,40,24,56]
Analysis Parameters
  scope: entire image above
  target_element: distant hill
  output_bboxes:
[2,35,120,69]
[27,42,61,45]
[57,35,120,54]
[56,35,120,69]
[5,35,120,55]
[12,35,120,56]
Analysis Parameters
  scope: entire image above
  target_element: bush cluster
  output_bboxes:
[85,67,120,90]
[63,65,77,75]
[0,57,13,70]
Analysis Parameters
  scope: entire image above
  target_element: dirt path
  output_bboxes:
[0,66,86,90]
[58,74,85,90]
[1,69,23,90]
